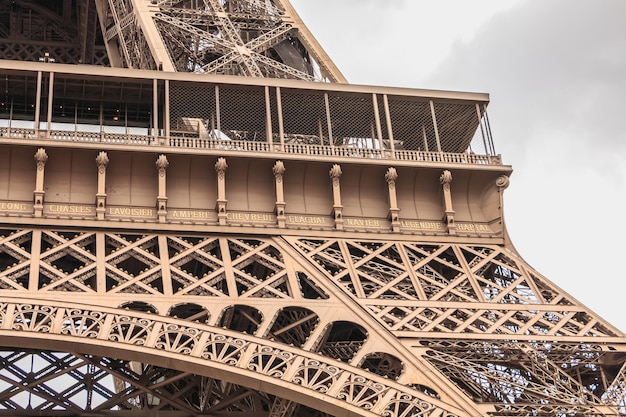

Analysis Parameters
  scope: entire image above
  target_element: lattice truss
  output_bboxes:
[288,237,626,415]
[147,0,333,80]
[1,228,626,416]
[0,0,109,65]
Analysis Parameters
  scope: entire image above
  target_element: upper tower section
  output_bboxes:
[0,0,345,82]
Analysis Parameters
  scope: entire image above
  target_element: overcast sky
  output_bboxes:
[291,0,626,333]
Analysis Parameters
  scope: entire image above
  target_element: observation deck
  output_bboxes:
[0,60,510,244]
[0,60,499,166]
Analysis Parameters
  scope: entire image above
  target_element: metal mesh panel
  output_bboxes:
[169,81,216,139]
[433,102,480,154]
[386,97,434,152]
[280,89,327,145]
[219,85,267,142]
[268,87,280,143]
[327,93,378,148]
[376,95,391,150]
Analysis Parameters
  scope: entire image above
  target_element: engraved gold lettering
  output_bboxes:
[345,218,381,228]
[401,220,444,230]
[226,212,274,222]
[171,210,212,219]
[48,204,93,214]
[287,215,326,225]
[0,202,28,212]
[108,207,154,217]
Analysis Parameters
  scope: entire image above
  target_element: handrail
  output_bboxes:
[0,127,502,165]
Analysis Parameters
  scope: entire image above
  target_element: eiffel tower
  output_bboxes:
[0,1,624,416]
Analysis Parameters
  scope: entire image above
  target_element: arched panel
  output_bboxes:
[0,299,462,417]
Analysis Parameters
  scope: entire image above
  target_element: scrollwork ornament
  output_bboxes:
[61,309,103,338]
[108,315,153,345]
[248,346,292,377]
[34,148,48,170]
[293,359,341,393]
[12,304,55,332]
[202,334,246,365]
[496,175,510,190]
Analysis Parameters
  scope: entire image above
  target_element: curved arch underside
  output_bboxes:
[0,228,625,416]
[0,299,460,417]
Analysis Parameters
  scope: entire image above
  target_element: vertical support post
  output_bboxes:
[372,94,384,151]
[99,102,104,139]
[28,230,42,291]
[324,92,334,148]
[422,125,429,152]
[385,167,401,232]
[483,104,496,155]
[265,86,273,146]
[383,94,395,155]
[276,87,284,151]
[156,154,169,222]
[164,79,170,144]
[273,161,286,228]
[153,78,159,142]
[215,157,228,225]
[215,85,221,134]
[95,151,109,220]
[429,100,442,153]
[46,72,54,133]
[496,175,510,235]
[33,148,48,218]
[96,232,106,293]
[34,71,42,132]
[158,235,173,296]
[440,170,456,235]
[329,164,344,230]
[476,103,487,156]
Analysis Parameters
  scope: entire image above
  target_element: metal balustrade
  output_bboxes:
[0,126,502,164]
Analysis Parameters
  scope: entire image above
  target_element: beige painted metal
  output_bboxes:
[0,2,625,417]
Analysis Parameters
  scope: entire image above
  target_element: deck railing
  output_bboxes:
[0,127,501,165]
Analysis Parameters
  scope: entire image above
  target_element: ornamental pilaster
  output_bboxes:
[215,157,228,225]
[440,169,456,235]
[329,164,344,230]
[273,161,286,228]
[156,154,169,222]
[385,167,401,232]
[33,148,48,217]
[95,151,109,220]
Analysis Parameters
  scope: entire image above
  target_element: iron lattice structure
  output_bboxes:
[0,1,625,417]
[0,0,345,81]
